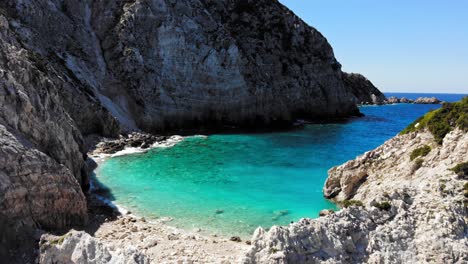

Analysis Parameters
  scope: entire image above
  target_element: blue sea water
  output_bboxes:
[96,93,466,238]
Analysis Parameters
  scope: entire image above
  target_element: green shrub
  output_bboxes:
[373,201,391,211]
[411,158,424,173]
[401,97,468,144]
[450,162,468,178]
[410,145,431,161]
[341,199,363,208]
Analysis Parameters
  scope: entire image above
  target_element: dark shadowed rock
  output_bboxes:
[342,72,387,105]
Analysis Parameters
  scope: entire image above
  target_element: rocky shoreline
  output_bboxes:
[39,138,251,263]
[383,96,442,105]
[359,96,443,106]
[244,99,467,263]
[39,191,249,263]
[42,122,467,263]
[29,99,468,263]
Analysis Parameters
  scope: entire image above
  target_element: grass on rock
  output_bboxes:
[373,201,391,211]
[411,158,424,173]
[450,162,468,178]
[341,200,363,208]
[410,145,431,161]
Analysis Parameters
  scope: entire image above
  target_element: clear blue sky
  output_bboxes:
[279,0,468,93]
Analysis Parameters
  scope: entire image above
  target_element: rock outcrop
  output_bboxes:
[413,96,442,104]
[39,230,149,264]
[384,96,442,105]
[245,118,467,262]
[342,72,387,105]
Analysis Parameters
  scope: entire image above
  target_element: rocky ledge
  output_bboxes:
[244,99,467,263]
[90,133,169,155]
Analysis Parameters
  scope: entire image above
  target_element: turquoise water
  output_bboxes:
[96,94,466,238]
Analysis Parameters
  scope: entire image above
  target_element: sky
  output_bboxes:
[279,0,468,93]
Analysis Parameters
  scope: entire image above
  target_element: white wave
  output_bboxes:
[109,135,186,157]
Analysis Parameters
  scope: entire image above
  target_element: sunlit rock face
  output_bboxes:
[2,0,364,133]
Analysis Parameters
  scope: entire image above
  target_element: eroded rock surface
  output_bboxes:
[245,129,467,263]
[0,0,371,133]
[39,230,149,264]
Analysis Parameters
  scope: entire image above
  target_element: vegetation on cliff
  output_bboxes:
[450,162,468,178]
[401,97,468,144]
[410,145,431,161]
[340,199,363,208]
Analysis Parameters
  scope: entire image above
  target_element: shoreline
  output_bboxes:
[86,136,251,262]
[87,132,340,241]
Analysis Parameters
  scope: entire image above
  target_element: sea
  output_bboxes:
[95,93,466,238]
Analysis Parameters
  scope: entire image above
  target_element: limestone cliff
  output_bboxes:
[0,0,385,261]
[245,100,467,263]
[0,0,371,133]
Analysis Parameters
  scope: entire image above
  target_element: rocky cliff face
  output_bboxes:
[0,16,96,231]
[342,72,386,105]
[0,6,118,261]
[1,0,368,133]
[0,0,385,261]
[245,126,467,263]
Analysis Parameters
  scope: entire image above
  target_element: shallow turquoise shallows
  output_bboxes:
[96,94,465,238]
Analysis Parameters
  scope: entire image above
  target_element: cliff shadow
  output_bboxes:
[81,169,122,236]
